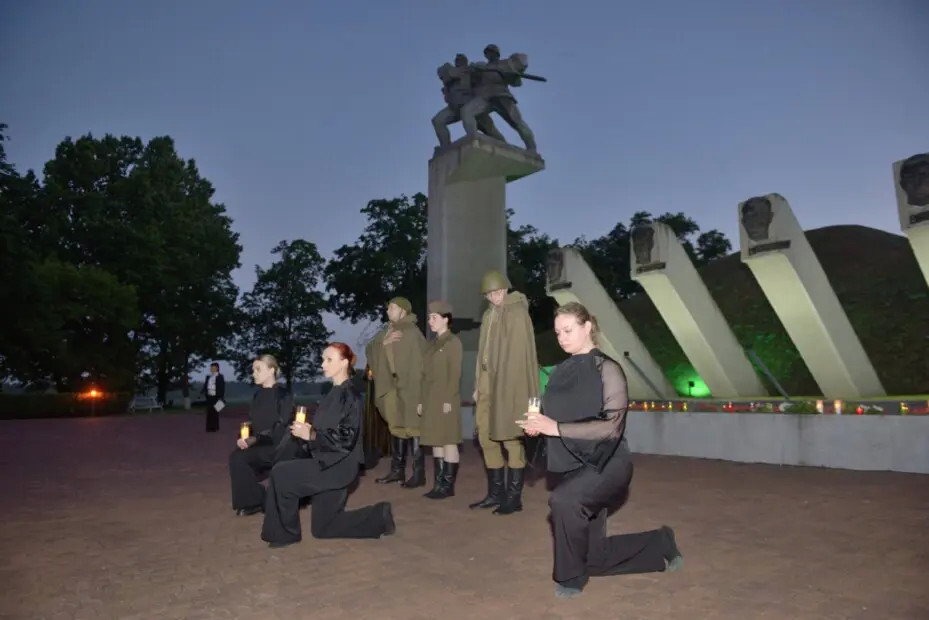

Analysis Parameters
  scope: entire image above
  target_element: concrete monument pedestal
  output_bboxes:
[738,193,885,398]
[631,222,767,398]
[427,134,545,401]
[546,247,675,399]
[893,153,929,287]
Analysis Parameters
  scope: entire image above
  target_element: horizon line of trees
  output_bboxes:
[0,124,732,404]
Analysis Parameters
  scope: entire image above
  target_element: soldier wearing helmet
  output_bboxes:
[365,296,428,488]
[469,269,540,515]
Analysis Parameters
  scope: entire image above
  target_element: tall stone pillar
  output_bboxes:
[738,193,885,398]
[630,221,767,398]
[427,134,544,404]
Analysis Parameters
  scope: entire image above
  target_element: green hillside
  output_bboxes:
[536,225,929,397]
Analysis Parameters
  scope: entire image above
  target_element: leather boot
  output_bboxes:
[469,467,505,509]
[375,436,406,484]
[493,467,525,515]
[441,461,459,498]
[423,457,445,498]
[401,436,426,488]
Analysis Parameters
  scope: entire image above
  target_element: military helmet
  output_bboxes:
[480,269,510,294]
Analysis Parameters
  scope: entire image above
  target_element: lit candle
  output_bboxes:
[833,399,843,415]
[815,400,824,414]
[295,406,307,424]
[240,422,250,440]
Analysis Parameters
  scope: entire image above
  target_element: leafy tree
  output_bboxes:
[0,129,241,399]
[325,193,428,326]
[506,211,559,326]
[231,240,332,388]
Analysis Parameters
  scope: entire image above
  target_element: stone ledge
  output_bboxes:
[431,134,545,184]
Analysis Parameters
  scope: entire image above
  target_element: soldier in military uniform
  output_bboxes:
[418,300,463,500]
[460,44,538,153]
[470,270,540,515]
[432,53,506,148]
[365,297,427,487]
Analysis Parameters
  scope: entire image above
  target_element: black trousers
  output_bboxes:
[261,459,388,544]
[228,444,276,510]
[205,397,220,432]
[549,443,668,584]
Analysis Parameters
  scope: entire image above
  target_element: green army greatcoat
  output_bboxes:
[420,330,463,446]
[365,314,426,436]
[475,291,540,441]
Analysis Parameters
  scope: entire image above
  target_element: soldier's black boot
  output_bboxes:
[493,467,525,515]
[440,461,459,499]
[423,457,445,498]
[401,436,426,488]
[375,436,407,484]
[469,467,505,509]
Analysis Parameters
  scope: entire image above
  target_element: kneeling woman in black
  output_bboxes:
[517,302,683,598]
[260,342,396,548]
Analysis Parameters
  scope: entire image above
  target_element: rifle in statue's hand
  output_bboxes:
[473,67,548,82]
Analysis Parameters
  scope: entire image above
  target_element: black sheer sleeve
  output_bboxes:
[555,356,628,471]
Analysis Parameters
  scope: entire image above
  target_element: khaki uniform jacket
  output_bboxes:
[420,331,462,446]
[365,314,425,431]
[475,291,540,441]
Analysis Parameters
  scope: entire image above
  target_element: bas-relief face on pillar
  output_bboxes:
[740,197,775,242]
[546,248,566,288]
[899,154,929,207]
[897,154,929,230]
[631,226,656,266]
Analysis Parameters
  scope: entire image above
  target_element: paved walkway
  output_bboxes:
[1,411,927,619]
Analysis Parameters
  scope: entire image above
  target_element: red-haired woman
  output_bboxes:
[260,342,396,547]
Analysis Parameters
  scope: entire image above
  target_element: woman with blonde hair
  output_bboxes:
[228,354,295,516]
[518,302,682,598]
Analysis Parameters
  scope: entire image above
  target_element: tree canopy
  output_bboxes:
[229,240,332,388]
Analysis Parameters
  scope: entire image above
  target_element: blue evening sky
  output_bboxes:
[2,0,926,376]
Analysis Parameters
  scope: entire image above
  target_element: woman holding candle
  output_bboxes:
[260,342,395,547]
[228,354,296,516]
[418,300,463,499]
[516,302,683,599]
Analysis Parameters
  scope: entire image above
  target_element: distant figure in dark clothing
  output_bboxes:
[517,302,683,599]
[227,354,296,516]
[201,362,225,432]
[260,342,396,548]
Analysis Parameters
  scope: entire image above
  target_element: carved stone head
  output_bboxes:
[484,44,500,62]
[546,249,565,286]
[454,53,468,68]
[741,197,775,242]
[899,153,929,207]
[631,226,655,266]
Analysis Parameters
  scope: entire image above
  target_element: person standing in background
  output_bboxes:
[202,362,225,432]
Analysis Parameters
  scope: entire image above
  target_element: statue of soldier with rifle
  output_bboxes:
[432,53,507,148]
[431,44,546,154]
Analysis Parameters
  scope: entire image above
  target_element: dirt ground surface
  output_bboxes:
[1,410,927,620]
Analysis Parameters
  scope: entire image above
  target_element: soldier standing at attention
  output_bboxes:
[365,297,428,488]
[418,300,463,499]
[470,270,540,515]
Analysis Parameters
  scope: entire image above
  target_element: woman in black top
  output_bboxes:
[517,302,682,599]
[260,342,396,548]
[228,354,295,516]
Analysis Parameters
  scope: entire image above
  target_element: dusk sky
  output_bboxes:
[2,0,926,377]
